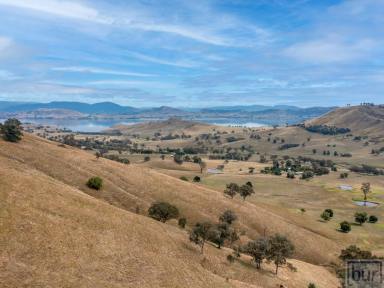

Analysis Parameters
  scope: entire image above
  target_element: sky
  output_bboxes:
[0,0,383,107]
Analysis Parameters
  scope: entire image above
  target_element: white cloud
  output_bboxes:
[0,0,111,23]
[51,66,155,77]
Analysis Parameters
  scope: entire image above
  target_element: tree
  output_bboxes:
[1,118,23,142]
[340,221,351,233]
[320,211,331,221]
[148,202,179,223]
[86,176,103,190]
[193,176,201,182]
[239,184,254,200]
[369,215,378,223]
[243,238,269,269]
[339,245,373,261]
[224,183,240,199]
[219,210,237,225]
[246,181,253,187]
[308,283,316,288]
[361,183,371,205]
[199,160,207,173]
[248,167,255,174]
[354,212,368,225]
[189,222,212,253]
[178,217,187,228]
[208,223,230,249]
[324,208,334,218]
[266,234,295,275]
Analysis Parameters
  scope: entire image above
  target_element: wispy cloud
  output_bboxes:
[52,66,155,77]
[127,51,199,68]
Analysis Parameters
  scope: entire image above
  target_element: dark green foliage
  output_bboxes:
[189,222,212,253]
[287,171,295,179]
[369,215,378,223]
[305,125,350,135]
[174,153,183,164]
[239,184,255,200]
[193,176,201,182]
[178,217,187,228]
[340,172,348,178]
[308,283,316,288]
[340,221,351,233]
[320,210,331,221]
[350,165,384,175]
[1,118,23,142]
[224,183,240,198]
[219,210,237,225]
[279,143,300,150]
[144,156,151,162]
[243,237,269,269]
[267,234,295,275]
[179,176,188,181]
[86,176,103,190]
[324,209,334,218]
[148,202,179,223]
[301,170,314,179]
[339,245,374,261]
[354,212,368,225]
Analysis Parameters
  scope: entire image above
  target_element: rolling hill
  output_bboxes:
[305,105,384,136]
[0,133,341,287]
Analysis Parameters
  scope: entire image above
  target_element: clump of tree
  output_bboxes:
[148,202,179,223]
[243,234,295,274]
[189,222,213,253]
[279,143,300,150]
[0,118,23,142]
[305,125,350,135]
[86,176,103,190]
[350,165,383,175]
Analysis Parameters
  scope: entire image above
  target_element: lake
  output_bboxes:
[1,118,268,133]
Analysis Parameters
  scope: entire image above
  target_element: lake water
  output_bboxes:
[1,118,267,132]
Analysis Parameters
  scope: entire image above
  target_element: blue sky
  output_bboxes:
[0,0,383,107]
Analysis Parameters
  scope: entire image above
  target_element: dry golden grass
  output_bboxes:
[0,134,340,287]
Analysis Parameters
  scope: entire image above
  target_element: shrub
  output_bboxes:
[355,212,368,225]
[86,176,103,190]
[369,215,378,223]
[301,170,314,179]
[308,283,316,288]
[340,221,351,233]
[180,176,188,181]
[178,217,187,228]
[148,202,179,223]
[226,254,235,263]
[144,156,151,162]
[219,210,237,225]
[193,176,201,182]
[320,211,331,221]
[324,209,334,218]
[1,118,23,142]
[340,172,348,178]
[287,171,295,179]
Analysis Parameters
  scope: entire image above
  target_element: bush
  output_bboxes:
[355,212,368,225]
[301,170,314,179]
[287,171,295,179]
[193,176,201,182]
[178,217,187,228]
[86,176,103,190]
[144,156,151,162]
[320,211,331,221]
[340,172,348,178]
[148,202,179,223]
[308,283,316,288]
[1,118,23,142]
[180,176,188,181]
[369,215,378,223]
[324,209,334,218]
[340,221,351,233]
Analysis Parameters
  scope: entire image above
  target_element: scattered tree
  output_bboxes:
[148,202,179,223]
[193,176,201,182]
[243,237,269,269]
[320,210,331,221]
[199,160,207,173]
[369,215,378,223]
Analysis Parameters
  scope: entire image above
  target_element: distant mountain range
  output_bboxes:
[0,101,336,125]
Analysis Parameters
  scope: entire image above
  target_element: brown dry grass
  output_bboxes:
[0,134,340,287]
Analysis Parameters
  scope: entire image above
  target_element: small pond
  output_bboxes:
[354,201,379,207]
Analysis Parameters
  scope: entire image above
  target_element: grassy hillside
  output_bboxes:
[0,134,341,287]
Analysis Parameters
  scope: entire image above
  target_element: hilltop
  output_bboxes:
[0,133,341,287]
[306,105,384,136]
